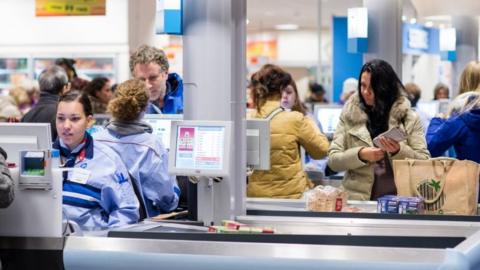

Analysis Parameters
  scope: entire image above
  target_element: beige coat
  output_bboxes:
[247,99,329,198]
[328,93,430,200]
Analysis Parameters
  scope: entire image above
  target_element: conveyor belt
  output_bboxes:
[108,228,465,248]
[247,209,480,221]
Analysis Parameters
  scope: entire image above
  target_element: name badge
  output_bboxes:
[70,168,91,185]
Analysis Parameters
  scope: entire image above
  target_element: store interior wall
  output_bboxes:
[0,0,477,102]
[0,0,131,83]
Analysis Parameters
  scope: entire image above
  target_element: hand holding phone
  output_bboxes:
[373,127,406,147]
[373,128,406,154]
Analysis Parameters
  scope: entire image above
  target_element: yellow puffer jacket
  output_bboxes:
[247,99,329,198]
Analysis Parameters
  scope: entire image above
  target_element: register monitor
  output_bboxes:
[246,119,270,170]
[168,120,232,177]
[416,100,450,118]
[313,104,342,138]
[143,114,183,149]
[0,123,52,165]
[417,101,439,119]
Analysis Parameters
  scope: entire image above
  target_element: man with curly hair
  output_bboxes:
[129,45,183,114]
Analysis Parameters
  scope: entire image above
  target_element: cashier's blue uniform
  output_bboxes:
[94,121,180,217]
[53,132,139,230]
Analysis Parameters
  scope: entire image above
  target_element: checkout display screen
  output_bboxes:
[316,108,342,135]
[174,125,225,170]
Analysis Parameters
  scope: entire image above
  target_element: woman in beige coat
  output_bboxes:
[328,59,430,200]
[247,64,329,198]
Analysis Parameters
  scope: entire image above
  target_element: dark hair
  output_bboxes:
[286,81,307,115]
[0,146,7,160]
[58,90,93,117]
[309,82,325,94]
[55,58,77,77]
[249,64,293,111]
[358,59,404,138]
[83,77,109,98]
[38,65,69,95]
[111,83,118,93]
[433,83,449,100]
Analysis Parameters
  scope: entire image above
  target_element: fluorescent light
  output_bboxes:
[274,24,299,31]
[425,21,434,27]
[410,18,417,24]
[246,19,250,25]
[402,15,407,21]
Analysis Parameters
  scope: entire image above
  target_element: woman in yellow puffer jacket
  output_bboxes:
[247,64,329,198]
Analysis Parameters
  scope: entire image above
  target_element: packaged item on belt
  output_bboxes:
[306,185,347,212]
[377,195,424,214]
[377,195,400,214]
[398,197,424,214]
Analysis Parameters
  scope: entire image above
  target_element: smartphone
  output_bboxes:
[373,127,407,147]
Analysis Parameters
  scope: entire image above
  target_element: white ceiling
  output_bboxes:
[246,0,478,33]
[411,0,480,17]
[246,0,362,32]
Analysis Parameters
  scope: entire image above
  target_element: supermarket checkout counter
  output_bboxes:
[3,152,480,270]
[63,195,480,269]
[62,217,480,270]
[61,197,480,269]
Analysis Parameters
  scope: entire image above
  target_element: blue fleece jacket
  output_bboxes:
[427,109,480,162]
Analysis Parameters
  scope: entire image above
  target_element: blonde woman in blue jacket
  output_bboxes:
[54,90,139,230]
[94,79,179,217]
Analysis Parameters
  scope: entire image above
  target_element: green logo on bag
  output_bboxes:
[417,178,445,213]
[428,179,441,192]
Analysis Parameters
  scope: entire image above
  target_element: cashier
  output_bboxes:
[328,59,430,200]
[53,90,139,230]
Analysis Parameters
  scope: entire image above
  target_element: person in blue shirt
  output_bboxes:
[129,45,183,114]
[94,79,180,218]
[54,90,139,230]
[427,92,480,162]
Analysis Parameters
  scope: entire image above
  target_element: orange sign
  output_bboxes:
[246,40,278,65]
[36,0,106,16]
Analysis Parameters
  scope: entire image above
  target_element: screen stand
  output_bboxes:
[194,176,227,226]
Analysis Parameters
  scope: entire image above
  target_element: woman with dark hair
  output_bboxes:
[53,90,139,230]
[328,59,429,200]
[247,64,329,198]
[83,77,112,114]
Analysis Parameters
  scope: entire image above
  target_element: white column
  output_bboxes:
[128,0,157,51]
[183,0,246,225]
[451,16,479,97]
[363,0,403,76]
